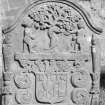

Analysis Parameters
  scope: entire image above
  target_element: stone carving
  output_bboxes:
[71,70,92,90]
[36,72,67,104]
[90,35,101,105]
[2,0,102,105]
[15,90,32,104]
[2,95,13,105]
[14,73,31,89]
[3,72,14,81]
[23,3,86,53]
[71,88,90,105]
[14,52,93,104]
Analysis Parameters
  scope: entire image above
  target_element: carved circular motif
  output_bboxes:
[15,90,32,104]
[71,88,89,105]
[71,70,92,89]
[14,74,31,89]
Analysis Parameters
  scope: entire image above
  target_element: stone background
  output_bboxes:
[1,0,105,105]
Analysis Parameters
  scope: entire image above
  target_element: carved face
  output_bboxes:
[25,27,36,39]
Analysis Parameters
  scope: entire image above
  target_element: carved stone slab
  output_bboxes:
[2,0,103,105]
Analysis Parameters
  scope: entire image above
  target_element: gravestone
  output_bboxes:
[2,0,103,105]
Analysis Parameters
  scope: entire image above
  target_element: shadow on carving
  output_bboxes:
[0,94,1,104]
[100,66,105,89]
[100,66,105,105]
[0,77,2,105]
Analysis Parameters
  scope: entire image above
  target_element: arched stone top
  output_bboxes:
[2,0,103,34]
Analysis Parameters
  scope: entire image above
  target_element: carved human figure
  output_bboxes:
[24,26,51,53]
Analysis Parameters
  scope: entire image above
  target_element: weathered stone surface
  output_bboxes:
[1,0,104,105]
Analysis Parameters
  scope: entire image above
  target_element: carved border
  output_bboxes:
[2,0,103,34]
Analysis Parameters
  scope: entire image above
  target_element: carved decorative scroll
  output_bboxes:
[15,90,32,104]
[14,73,31,89]
[71,88,90,105]
[71,70,92,90]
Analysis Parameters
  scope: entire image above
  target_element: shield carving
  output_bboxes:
[35,72,67,104]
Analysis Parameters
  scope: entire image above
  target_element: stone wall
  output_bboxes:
[1,0,105,105]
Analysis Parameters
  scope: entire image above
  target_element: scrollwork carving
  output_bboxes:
[56,60,74,72]
[15,90,32,104]
[14,73,31,89]
[71,70,92,90]
[71,88,90,105]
